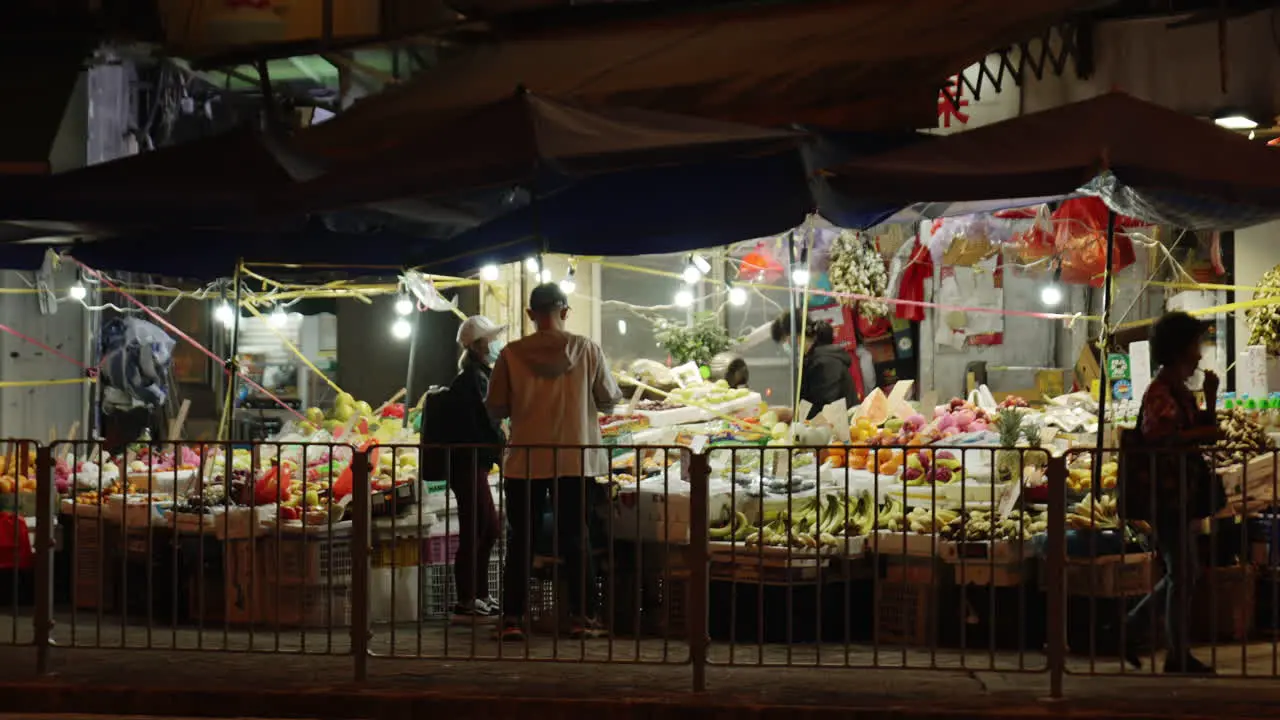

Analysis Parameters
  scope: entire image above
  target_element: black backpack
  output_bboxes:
[419,385,457,477]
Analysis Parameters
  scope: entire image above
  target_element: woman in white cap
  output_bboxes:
[447,315,507,621]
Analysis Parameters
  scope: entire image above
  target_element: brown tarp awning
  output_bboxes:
[826,92,1280,209]
[300,0,1093,137]
[271,90,803,212]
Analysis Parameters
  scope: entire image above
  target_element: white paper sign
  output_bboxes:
[1129,341,1152,401]
[822,399,850,446]
[1240,345,1269,400]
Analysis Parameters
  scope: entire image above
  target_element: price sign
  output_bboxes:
[996,477,1022,520]
[1107,354,1131,381]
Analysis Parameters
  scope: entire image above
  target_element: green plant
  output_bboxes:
[653,312,733,367]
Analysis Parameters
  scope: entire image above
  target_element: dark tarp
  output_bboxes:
[267,90,803,214]
[300,0,1093,134]
[826,92,1280,229]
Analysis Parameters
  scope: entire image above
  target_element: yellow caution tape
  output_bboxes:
[0,377,95,388]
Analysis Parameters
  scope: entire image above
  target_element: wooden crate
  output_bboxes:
[73,517,117,611]
[1052,553,1155,598]
[875,582,937,646]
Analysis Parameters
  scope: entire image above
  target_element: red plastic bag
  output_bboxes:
[0,513,33,570]
[1053,198,1144,287]
[332,440,380,502]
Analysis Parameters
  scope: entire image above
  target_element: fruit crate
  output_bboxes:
[1040,552,1155,598]
[421,551,501,618]
[258,583,351,629]
[875,582,937,646]
[72,517,118,611]
[370,482,418,518]
[262,533,352,587]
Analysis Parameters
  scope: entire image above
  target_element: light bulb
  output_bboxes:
[391,318,412,339]
[674,288,694,307]
[617,319,628,335]
[269,306,287,327]
[394,296,414,316]
[214,301,235,326]
[480,264,500,282]
[525,257,539,273]
[559,278,577,294]
[68,282,87,301]
[1040,284,1063,307]
[539,269,553,283]
[691,254,712,275]
[682,265,703,285]
[728,285,747,306]
[791,268,811,286]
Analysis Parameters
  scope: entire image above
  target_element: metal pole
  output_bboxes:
[33,444,54,675]
[220,264,244,442]
[786,232,801,411]
[1044,453,1068,699]
[687,450,711,692]
[1091,211,1116,498]
[404,309,421,405]
[350,449,371,681]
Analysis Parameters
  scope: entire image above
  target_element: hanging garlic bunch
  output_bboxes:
[828,230,889,319]
[1246,264,1280,353]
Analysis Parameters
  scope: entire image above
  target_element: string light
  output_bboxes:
[791,267,811,286]
[728,285,748,306]
[68,281,87,301]
[394,294,414,316]
[480,264,500,282]
[391,318,412,340]
[682,254,705,285]
[674,288,694,307]
[525,257,540,274]
[268,305,288,327]
[559,267,577,295]
[1041,265,1064,307]
[214,301,235,327]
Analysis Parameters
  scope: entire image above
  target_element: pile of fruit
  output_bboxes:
[932,398,993,436]
[668,379,753,408]
[0,448,37,495]
[1066,460,1117,493]
[296,392,401,438]
[1067,494,1119,530]
[1215,408,1277,466]
[710,491,874,549]
[940,509,1046,542]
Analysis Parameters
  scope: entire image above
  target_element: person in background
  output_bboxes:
[486,284,623,641]
[1125,311,1223,674]
[448,316,507,622]
[770,312,856,419]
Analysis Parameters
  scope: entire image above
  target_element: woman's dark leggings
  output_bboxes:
[448,466,500,604]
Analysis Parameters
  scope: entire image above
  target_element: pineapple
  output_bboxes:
[1022,423,1049,469]
[993,409,1026,484]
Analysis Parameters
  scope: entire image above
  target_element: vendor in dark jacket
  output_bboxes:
[448,315,507,622]
[771,312,857,420]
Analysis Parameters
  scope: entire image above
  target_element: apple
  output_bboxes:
[935,450,956,461]
[305,407,325,425]
[932,466,953,484]
[354,400,374,417]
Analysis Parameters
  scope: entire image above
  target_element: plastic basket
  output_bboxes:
[263,534,353,587]
[421,551,501,618]
[875,582,936,646]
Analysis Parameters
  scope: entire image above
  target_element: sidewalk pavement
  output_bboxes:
[2,646,1280,720]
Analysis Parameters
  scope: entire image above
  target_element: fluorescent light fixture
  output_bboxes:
[1215,113,1257,130]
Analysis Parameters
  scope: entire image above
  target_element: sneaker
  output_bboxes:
[451,599,498,624]
[496,619,526,642]
[569,616,607,639]
[478,596,500,614]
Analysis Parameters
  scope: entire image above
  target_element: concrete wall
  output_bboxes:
[1234,222,1280,389]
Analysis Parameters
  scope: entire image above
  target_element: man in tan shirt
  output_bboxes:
[486,283,622,640]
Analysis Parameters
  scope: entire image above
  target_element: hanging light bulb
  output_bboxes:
[728,285,748,307]
[617,319,628,335]
[559,268,577,295]
[682,254,704,285]
[1041,265,1064,307]
[394,294,414,316]
[480,264,500,282]
[539,268,553,283]
[525,257,540,274]
[791,267,811,286]
[691,254,711,275]
[68,281,87,301]
[674,288,694,307]
[269,305,288,327]
[214,301,235,327]
[391,318,412,340]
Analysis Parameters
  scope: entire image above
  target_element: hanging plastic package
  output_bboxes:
[1053,197,1146,287]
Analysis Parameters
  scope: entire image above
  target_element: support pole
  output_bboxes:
[219,264,244,442]
[1091,210,1117,498]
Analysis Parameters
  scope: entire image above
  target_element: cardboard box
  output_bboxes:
[1075,342,1101,392]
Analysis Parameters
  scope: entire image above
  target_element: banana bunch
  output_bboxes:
[1067,494,1119,530]
[709,510,756,542]
[737,491,874,550]
[940,509,1046,541]
[876,496,907,531]
[907,506,960,534]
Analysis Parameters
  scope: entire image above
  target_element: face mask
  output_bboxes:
[487,340,504,364]
[780,342,793,355]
